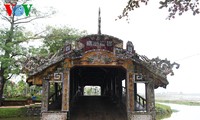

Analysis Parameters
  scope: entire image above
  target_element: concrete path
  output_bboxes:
[0,106,25,108]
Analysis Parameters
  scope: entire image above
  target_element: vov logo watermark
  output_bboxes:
[2,0,32,16]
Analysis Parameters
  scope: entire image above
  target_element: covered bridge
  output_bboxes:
[24,11,179,120]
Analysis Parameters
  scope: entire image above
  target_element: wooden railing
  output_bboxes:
[122,86,126,104]
[136,94,146,111]
[49,88,62,103]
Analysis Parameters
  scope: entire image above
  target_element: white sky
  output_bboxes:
[2,0,200,94]
[26,0,200,94]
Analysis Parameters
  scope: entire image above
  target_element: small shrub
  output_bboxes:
[156,103,172,120]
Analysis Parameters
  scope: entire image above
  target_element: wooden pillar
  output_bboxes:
[41,78,50,112]
[145,83,148,112]
[106,76,111,96]
[134,83,137,105]
[126,72,134,119]
[55,83,58,99]
[101,85,104,96]
[62,69,70,111]
[113,77,115,97]
[146,79,156,120]
[72,70,75,97]
[114,76,117,97]
[109,76,113,97]
[118,79,122,100]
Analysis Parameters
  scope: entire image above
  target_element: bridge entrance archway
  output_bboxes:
[69,66,127,120]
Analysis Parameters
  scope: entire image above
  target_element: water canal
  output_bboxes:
[162,103,200,120]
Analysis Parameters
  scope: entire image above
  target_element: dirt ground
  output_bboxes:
[0,105,27,108]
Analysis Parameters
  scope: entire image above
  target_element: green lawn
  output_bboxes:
[0,108,27,118]
[5,95,41,101]
[156,100,200,106]
[0,103,172,119]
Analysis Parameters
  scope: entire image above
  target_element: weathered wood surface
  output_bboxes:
[70,96,127,120]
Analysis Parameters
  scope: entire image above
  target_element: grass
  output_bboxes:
[5,95,42,101]
[172,109,179,112]
[5,97,28,100]
[0,108,27,118]
[156,100,200,106]
[0,102,172,119]
[156,103,172,120]
[0,106,171,120]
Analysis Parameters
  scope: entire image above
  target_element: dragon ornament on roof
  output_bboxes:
[138,55,180,78]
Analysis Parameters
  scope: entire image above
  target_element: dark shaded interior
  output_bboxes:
[69,66,127,120]
[70,96,127,120]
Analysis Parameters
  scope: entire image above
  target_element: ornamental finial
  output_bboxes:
[98,8,101,35]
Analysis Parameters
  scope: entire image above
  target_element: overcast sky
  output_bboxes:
[29,0,200,94]
[2,0,200,94]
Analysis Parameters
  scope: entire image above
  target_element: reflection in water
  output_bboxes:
[161,103,200,120]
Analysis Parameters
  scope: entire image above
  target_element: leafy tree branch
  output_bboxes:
[119,0,199,20]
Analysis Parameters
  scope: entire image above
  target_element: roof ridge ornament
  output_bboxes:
[98,7,101,35]
[138,55,180,77]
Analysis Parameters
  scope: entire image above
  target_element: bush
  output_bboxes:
[156,103,172,120]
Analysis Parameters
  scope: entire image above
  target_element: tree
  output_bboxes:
[43,26,87,54]
[3,79,42,99]
[0,0,55,105]
[17,79,27,96]
[28,26,87,57]
[3,80,17,98]
[119,0,199,20]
